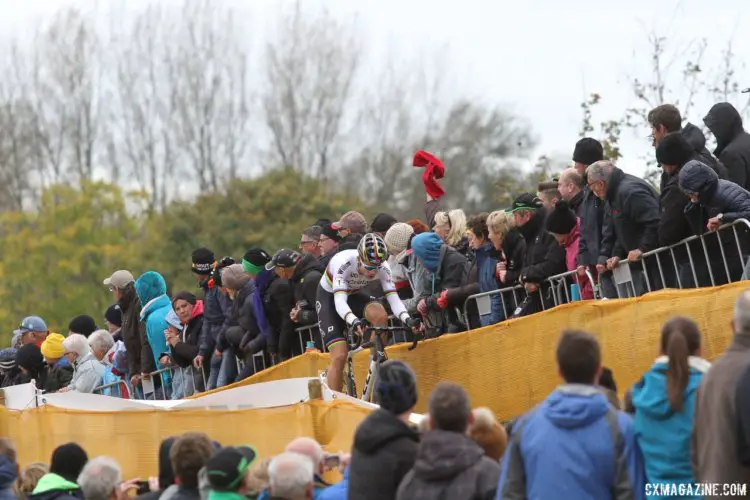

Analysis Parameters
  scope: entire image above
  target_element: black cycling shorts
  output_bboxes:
[316,286,373,349]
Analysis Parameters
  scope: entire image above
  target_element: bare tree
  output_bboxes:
[262,2,360,179]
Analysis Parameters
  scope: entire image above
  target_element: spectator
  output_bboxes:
[169,433,214,500]
[191,248,216,279]
[469,408,508,462]
[194,255,234,391]
[507,193,566,316]
[411,232,470,335]
[432,209,469,256]
[41,333,74,393]
[497,330,645,499]
[245,459,271,500]
[136,438,176,500]
[697,291,750,485]
[300,226,322,258]
[31,443,87,500]
[219,264,254,383]
[544,200,594,300]
[14,463,48,500]
[0,348,19,389]
[15,344,48,388]
[68,315,98,338]
[276,249,323,337]
[406,219,430,235]
[167,293,204,396]
[598,367,621,409]
[486,211,525,290]
[77,456,128,500]
[631,316,709,497]
[135,271,171,392]
[588,160,661,297]
[205,446,258,500]
[704,102,750,190]
[268,453,314,500]
[537,181,561,212]
[0,438,18,500]
[384,222,415,300]
[391,225,428,317]
[317,224,342,268]
[370,213,397,237]
[332,211,367,240]
[104,270,149,395]
[62,333,104,393]
[557,168,585,215]
[14,317,49,348]
[679,160,750,282]
[283,438,329,497]
[347,360,420,500]
[397,382,500,500]
[104,305,123,342]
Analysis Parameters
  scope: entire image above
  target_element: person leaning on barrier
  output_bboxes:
[60,334,104,394]
[299,226,323,258]
[486,211,525,289]
[220,264,256,379]
[537,182,561,213]
[588,160,662,296]
[557,168,585,215]
[40,333,73,393]
[703,102,750,190]
[544,201,594,300]
[275,249,324,331]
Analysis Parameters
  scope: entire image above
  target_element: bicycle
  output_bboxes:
[342,322,421,403]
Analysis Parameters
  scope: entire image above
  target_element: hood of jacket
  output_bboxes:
[704,102,744,154]
[542,384,609,429]
[678,160,719,204]
[141,295,172,321]
[631,356,710,419]
[32,473,80,496]
[412,430,485,481]
[0,455,17,489]
[411,232,443,273]
[353,408,419,454]
[191,300,204,320]
[157,437,177,489]
[136,271,168,309]
[681,122,708,152]
[291,254,323,282]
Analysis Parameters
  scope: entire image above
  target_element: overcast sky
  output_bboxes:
[1,0,748,177]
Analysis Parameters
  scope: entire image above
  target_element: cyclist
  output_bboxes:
[317,233,420,391]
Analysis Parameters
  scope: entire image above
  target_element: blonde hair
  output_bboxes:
[245,458,271,495]
[469,407,508,461]
[14,462,49,500]
[434,209,467,247]
[486,211,515,239]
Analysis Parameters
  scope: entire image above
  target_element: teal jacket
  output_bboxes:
[136,271,171,372]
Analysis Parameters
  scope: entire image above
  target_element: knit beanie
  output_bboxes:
[104,304,122,327]
[15,344,43,373]
[0,348,17,371]
[221,264,252,291]
[68,315,98,338]
[192,247,215,275]
[384,223,414,255]
[375,360,418,414]
[371,213,398,234]
[172,291,197,306]
[655,132,694,167]
[545,200,577,235]
[41,333,66,360]
[572,138,604,166]
[50,443,89,483]
[242,248,272,276]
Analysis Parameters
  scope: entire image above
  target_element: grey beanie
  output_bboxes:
[220,264,251,291]
[384,223,414,256]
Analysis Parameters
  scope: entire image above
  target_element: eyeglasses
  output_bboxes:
[360,261,381,271]
[300,239,317,245]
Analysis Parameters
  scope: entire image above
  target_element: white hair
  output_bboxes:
[63,334,90,358]
[586,160,617,183]
[284,437,323,467]
[734,291,750,335]
[88,330,115,354]
[268,452,313,500]
[78,456,122,500]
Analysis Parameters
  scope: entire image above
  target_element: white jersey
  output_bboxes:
[319,249,408,325]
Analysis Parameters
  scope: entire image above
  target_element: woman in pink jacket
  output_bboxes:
[545,200,594,300]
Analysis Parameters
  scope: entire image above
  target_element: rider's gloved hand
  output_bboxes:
[405,316,422,331]
[350,318,365,333]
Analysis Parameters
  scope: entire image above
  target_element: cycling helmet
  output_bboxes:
[357,233,388,267]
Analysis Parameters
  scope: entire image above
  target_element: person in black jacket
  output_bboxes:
[164,292,205,394]
[220,264,256,382]
[507,193,566,315]
[347,360,420,500]
[704,102,750,190]
[588,161,662,297]
[271,250,324,354]
[679,160,750,282]
[557,168,585,215]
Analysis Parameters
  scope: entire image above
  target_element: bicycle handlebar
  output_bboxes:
[347,324,421,351]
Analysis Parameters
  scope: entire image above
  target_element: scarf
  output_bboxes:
[252,270,274,343]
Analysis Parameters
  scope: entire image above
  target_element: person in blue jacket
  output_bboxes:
[135,271,171,397]
[631,316,709,499]
[496,330,645,500]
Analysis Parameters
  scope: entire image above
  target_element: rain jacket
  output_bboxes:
[288,254,324,327]
[704,102,750,190]
[679,160,750,223]
[397,430,500,500]
[496,384,646,500]
[30,473,83,500]
[631,356,710,499]
[136,271,171,371]
[68,352,104,393]
[0,454,17,500]
[198,285,233,358]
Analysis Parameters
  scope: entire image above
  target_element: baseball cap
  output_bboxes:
[371,213,398,234]
[265,249,302,271]
[103,270,135,288]
[205,446,258,491]
[507,193,543,213]
[15,316,48,335]
[332,211,367,234]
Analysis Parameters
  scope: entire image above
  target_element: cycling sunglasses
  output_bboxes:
[358,258,381,271]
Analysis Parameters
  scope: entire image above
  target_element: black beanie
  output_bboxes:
[211,257,236,288]
[50,443,89,482]
[104,304,122,327]
[375,360,418,414]
[68,315,98,338]
[15,344,43,373]
[192,247,215,275]
[172,291,198,306]
[655,132,694,167]
[243,247,272,267]
[545,200,577,235]
[572,138,604,166]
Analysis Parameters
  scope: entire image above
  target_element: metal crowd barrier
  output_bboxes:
[92,379,132,399]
